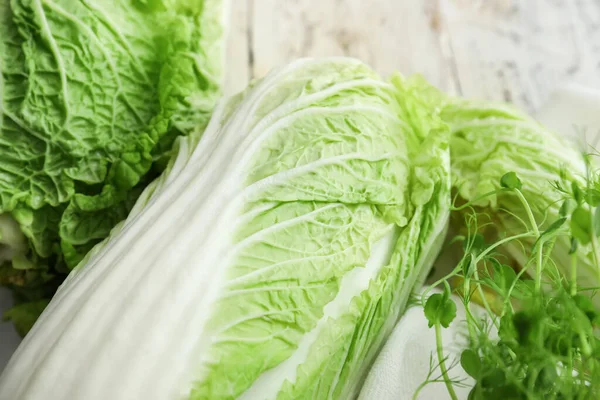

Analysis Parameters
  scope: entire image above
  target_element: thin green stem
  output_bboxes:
[581,157,600,285]
[474,232,536,265]
[535,244,544,292]
[515,189,540,237]
[462,275,478,342]
[589,217,600,284]
[501,263,530,317]
[412,373,431,400]
[451,189,508,211]
[579,331,592,357]
[571,252,578,296]
[472,264,500,328]
[514,189,545,291]
[435,323,459,400]
[423,269,461,299]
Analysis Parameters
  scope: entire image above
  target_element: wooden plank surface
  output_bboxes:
[223,0,250,96]
[225,0,600,113]
[443,0,600,110]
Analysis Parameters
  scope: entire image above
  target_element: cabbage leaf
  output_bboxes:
[0,0,225,332]
[0,58,450,400]
[442,98,600,291]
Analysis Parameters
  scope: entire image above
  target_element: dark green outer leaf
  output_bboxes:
[0,0,223,331]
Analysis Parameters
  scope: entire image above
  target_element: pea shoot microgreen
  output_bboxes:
[421,170,600,400]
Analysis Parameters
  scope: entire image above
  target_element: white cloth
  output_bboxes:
[359,290,477,400]
[359,84,600,400]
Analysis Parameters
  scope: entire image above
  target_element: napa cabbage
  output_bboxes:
[441,97,600,292]
[0,0,226,332]
[0,58,450,400]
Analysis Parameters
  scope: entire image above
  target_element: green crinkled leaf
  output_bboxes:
[0,0,225,331]
[440,93,599,296]
[2,299,50,337]
[0,58,451,400]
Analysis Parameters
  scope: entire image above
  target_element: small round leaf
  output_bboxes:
[500,172,522,190]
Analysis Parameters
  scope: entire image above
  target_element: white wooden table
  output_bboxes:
[225,0,600,114]
[2,0,600,373]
